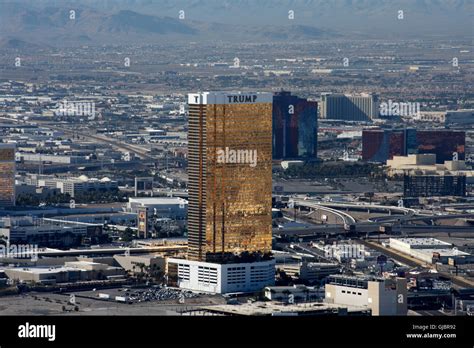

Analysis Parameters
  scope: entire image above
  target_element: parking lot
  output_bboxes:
[82,286,200,304]
[0,287,225,315]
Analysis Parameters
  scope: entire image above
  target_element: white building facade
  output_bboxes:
[168,258,275,294]
[325,275,407,316]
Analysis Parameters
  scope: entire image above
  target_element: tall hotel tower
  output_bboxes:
[187,92,273,261]
[0,144,16,207]
[168,92,275,293]
[321,93,378,121]
[272,91,318,160]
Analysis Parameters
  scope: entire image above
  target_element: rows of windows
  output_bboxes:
[198,266,218,271]
[178,264,190,281]
[250,266,270,270]
[198,267,218,285]
[250,265,274,284]
[341,290,362,296]
[198,278,217,285]
[228,271,246,275]
[228,279,246,284]
[251,277,272,283]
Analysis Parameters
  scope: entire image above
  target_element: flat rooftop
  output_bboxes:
[306,262,341,268]
[412,249,470,257]
[114,253,162,260]
[390,238,452,247]
[128,197,187,205]
[199,301,367,316]
[6,267,84,274]
[66,261,104,266]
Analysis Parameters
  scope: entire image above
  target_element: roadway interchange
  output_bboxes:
[278,197,474,236]
[277,198,474,289]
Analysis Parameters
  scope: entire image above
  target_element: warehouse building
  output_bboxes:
[389,238,473,264]
[3,260,124,285]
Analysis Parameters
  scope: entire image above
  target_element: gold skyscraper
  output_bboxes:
[187,92,273,262]
[0,144,16,207]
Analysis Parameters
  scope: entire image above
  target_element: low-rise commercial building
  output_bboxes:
[276,262,340,282]
[325,275,407,316]
[4,261,124,285]
[264,284,322,301]
[36,175,118,197]
[126,197,188,219]
[114,253,166,276]
[387,154,474,183]
[389,238,473,264]
[0,217,103,248]
[198,300,369,316]
[17,153,88,164]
